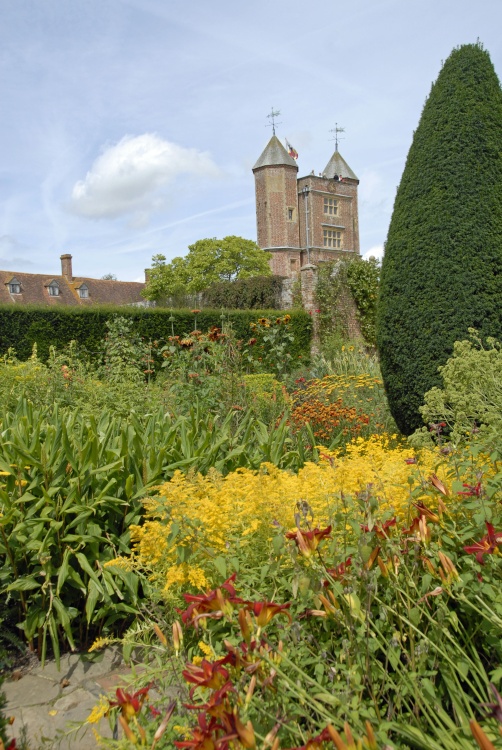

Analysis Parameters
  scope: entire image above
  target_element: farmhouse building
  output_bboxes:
[0,254,146,306]
[253,135,360,278]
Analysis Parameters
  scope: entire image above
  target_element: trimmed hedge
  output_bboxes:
[377,43,502,435]
[0,305,312,364]
[201,275,285,309]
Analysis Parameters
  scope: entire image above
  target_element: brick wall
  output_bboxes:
[297,175,359,257]
[254,165,300,252]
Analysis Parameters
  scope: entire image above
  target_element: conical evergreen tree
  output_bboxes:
[377,43,502,435]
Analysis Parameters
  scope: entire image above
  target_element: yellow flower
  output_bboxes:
[88,637,114,653]
[198,640,215,659]
[87,696,110,724]
[104,557,134,571]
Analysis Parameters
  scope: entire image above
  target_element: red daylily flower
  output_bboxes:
[245,601,292,628]
[174,713,225,749]
[178,574,244,627]
[219,710,256,748]
[289,727,334,749]
[403,502,440,537]
[323,557,352,586]
[285,526,332,557]
[361,517,396,539]
[464,522,502,564]
[183,660,230,698]
[109,685,151,720]
[184,681,235,718]
[221,637,279,678]
[458,481,483,497]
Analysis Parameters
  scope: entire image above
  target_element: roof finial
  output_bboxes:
[266,107,282,135]
[329,123,345,151]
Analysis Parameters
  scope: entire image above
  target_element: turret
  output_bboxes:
[252,135,300,253]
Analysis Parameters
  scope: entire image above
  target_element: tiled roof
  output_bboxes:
[0,270,146,306]
[253,135,298,170]
[323,150,358,181]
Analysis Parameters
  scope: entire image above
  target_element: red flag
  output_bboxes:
[285,139,298,160]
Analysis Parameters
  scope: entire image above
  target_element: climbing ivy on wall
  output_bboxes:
[346,256,380,344]
[315,257,380,345]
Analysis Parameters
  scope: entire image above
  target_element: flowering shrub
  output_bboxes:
[290,375,395,448]
[122,435,455,597]
[416,330,502,444]
[90,440,501,748]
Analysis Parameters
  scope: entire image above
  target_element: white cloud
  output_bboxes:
[362,244,384,262]
[69,134,220,220]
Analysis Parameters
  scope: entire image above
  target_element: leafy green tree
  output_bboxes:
[143,254,190,307]
[143,236,271,304]
[377,43,502,434]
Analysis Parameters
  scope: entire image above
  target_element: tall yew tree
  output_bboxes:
[377,43,502,435]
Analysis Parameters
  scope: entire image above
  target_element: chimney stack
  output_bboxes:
[60,254,73,281]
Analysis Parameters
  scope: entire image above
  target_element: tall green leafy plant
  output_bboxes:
[377,43,502,435]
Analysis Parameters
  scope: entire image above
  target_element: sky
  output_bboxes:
[0,0,501,282]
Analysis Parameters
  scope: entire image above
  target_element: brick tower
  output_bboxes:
[252,135,302,277]
[253,136,360,278]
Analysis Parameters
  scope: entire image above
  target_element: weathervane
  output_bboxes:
[266,107,282,135]
[329,123,345,151]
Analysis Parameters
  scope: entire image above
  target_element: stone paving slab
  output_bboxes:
[3,648,130,749]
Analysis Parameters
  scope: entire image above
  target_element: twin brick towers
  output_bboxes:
[252,130,360,289]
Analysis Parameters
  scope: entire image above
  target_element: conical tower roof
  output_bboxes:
[253,135,298,170]
[323,150,358,181]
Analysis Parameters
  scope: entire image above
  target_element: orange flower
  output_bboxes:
[109,685,151,720]
[174,713,221,749]
[324,557,351,585]
[178,574,244,627]
[183,659,230,698]
[245,601,292,628]
[286,526,332,557]
[361,518,396,539]
[184,681,234,717]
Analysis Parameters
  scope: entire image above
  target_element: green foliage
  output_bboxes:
[315,257,379,345]
[142,236,272,302]
[377,43,502,435]
[346,256,380,345]
[0,306,312,365]
[143,254,190,307]
[311,338,381,379]
[412,330,502,445]
[201,275,284,309]
[242,314,295,377]
[240,373,289,424]
[0,394,323,660]
[101,317,149,385]
[0,399,148,662]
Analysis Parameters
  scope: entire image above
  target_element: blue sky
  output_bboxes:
[0,0,501,281]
